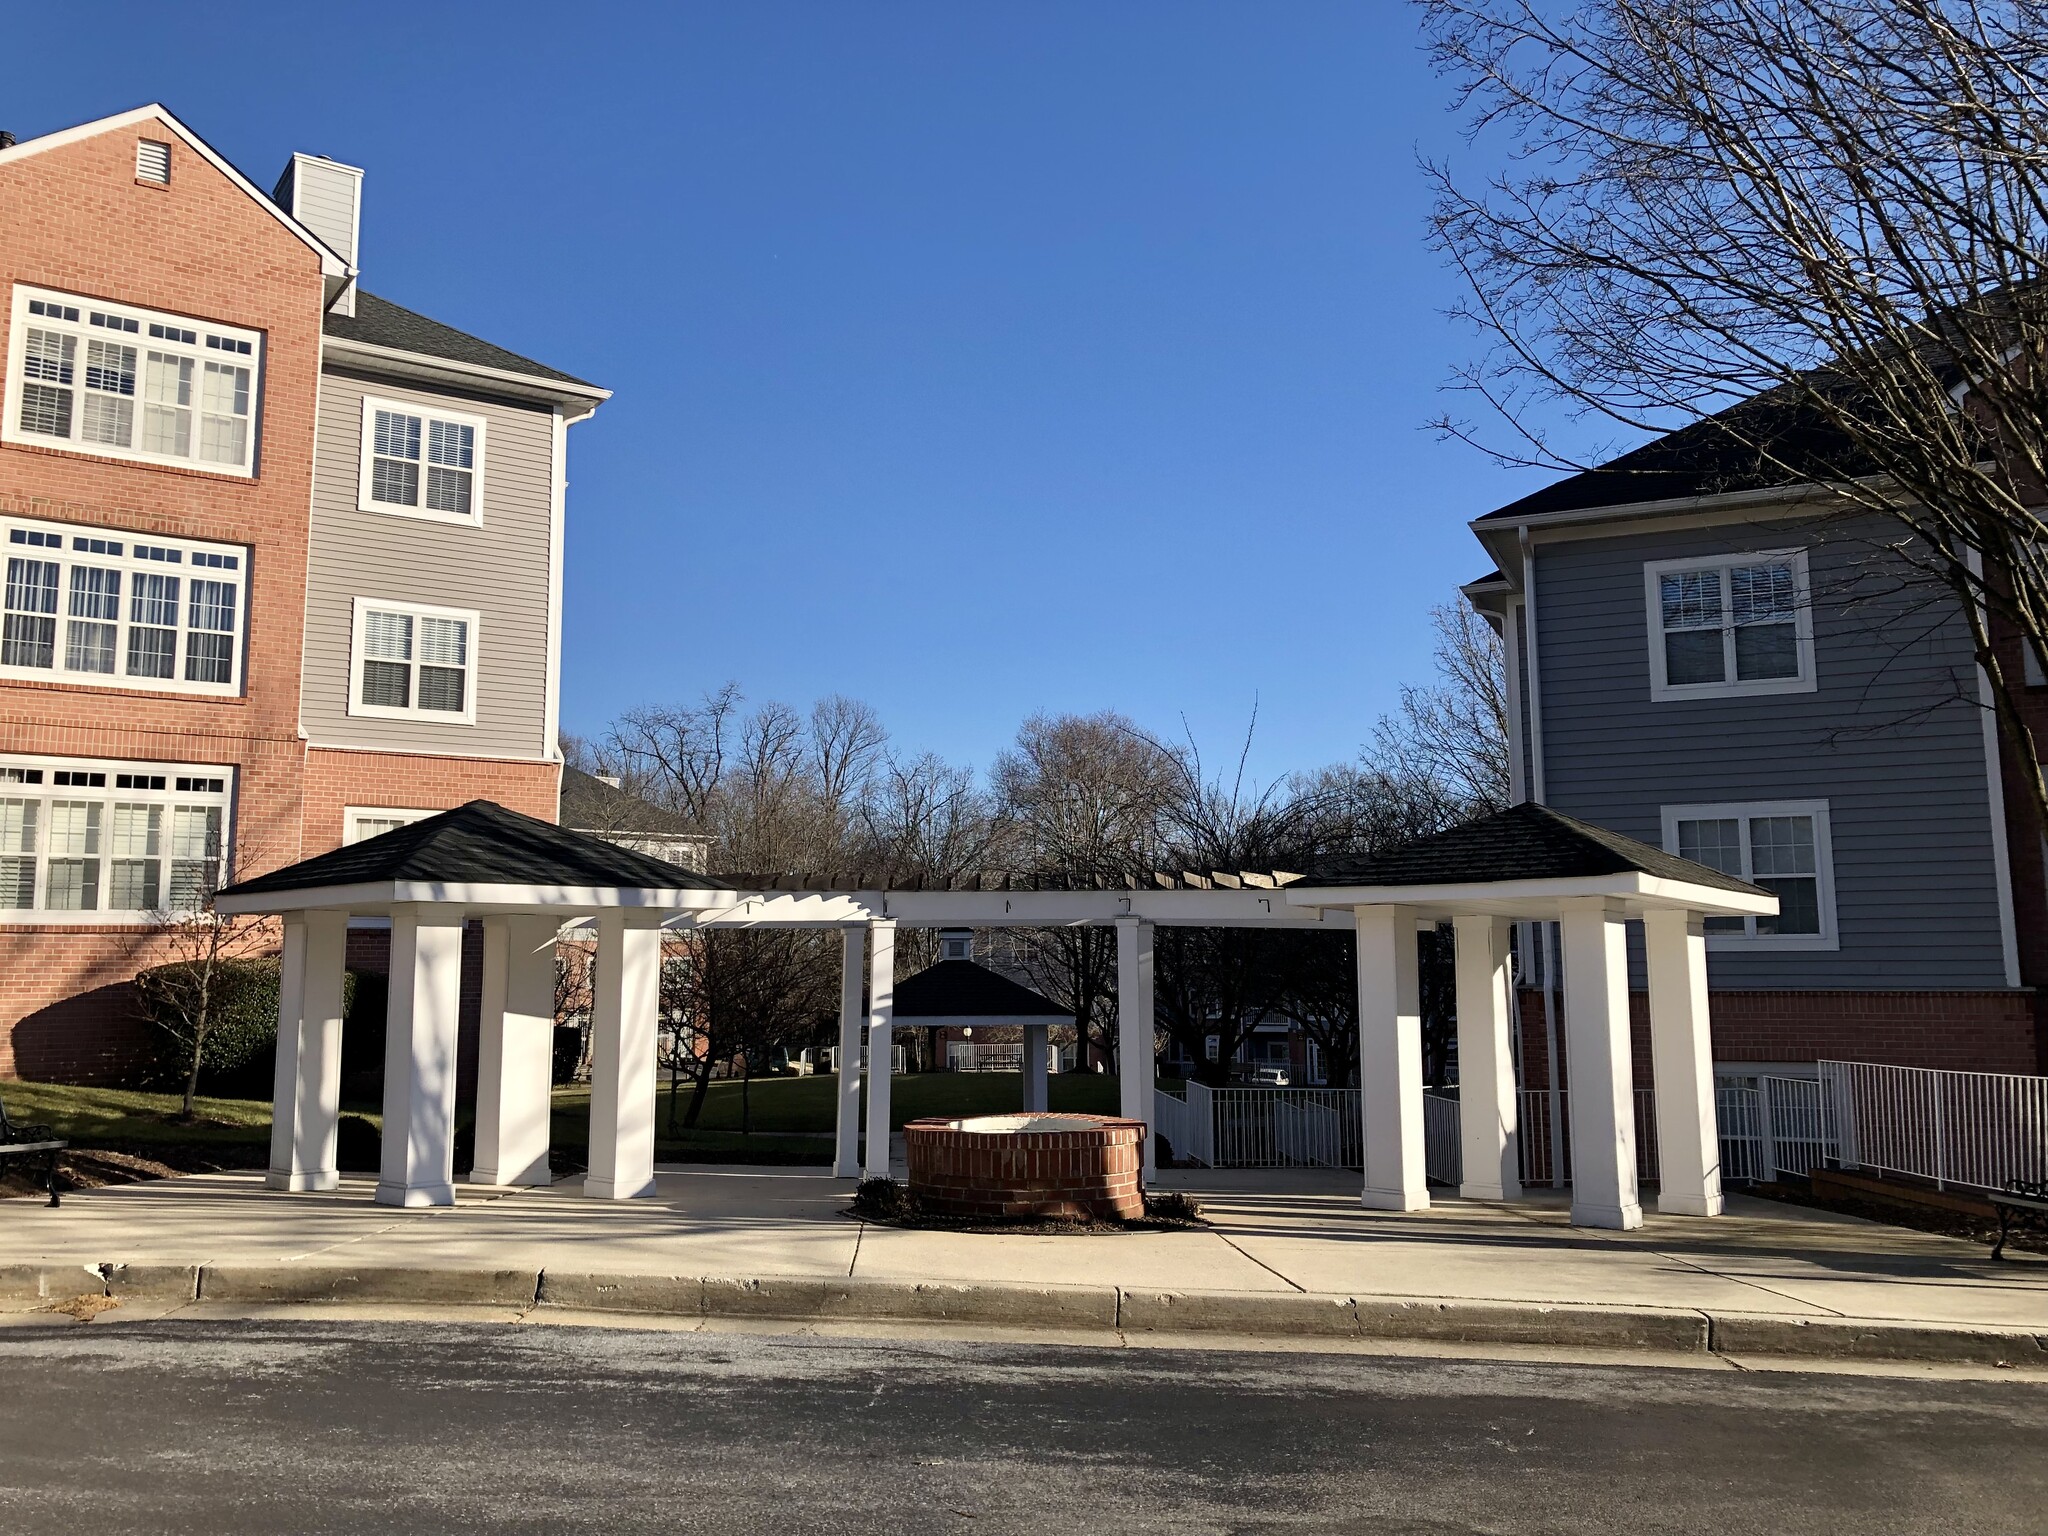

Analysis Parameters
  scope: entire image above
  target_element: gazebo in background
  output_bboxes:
[893,929,1073,1110]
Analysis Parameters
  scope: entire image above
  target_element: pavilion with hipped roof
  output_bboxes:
[215,798,1775,1230]
[892,929,1073,1109]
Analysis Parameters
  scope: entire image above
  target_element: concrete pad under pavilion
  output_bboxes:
[216,799,1777,1231]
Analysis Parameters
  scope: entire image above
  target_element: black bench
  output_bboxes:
[0,1093,65,1208]
[1990,1177,2048,1261]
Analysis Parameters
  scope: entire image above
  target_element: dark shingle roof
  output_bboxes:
[558,767,696,838]
[219,799,730,898]
[324,291,598,390]
[1306,802,1766,896]
[1477,384,1874,521]
[892,960,1069,1020]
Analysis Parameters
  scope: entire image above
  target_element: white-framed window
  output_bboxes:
[4,285,261,476]
[0,513,247,696]
[348,598,478,724]
[343,806,437,845]
[1644,550,1815,700]
[356,395,486,524]
[0,753,232,922]
[1662,800,1838,950]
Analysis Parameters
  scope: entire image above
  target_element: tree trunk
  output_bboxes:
[741,1052,751,1136]
[682,1059,713,1129]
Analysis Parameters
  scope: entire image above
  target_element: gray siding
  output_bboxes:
[1530,515,2008,989]
[291,160,358,265]
[303,367,554,760]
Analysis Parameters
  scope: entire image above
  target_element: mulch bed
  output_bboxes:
[0,1143,265,1202]
[1746,1178,2048,1256]
[846,1181,1207,1235]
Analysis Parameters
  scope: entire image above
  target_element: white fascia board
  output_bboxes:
[0,105,352,280]
[214,881,735,916]
[1284,872,1777,919]
[701,889,1355,929]
[322,336,610,414]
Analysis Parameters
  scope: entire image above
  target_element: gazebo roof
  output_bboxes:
[893,960,1070,1021]
[1302,802,1766,896]
[215,799,732,913]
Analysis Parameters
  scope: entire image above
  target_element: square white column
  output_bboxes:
[1021,1023,1050,1113]
[833,923,867,1178]
[586,910,664,1199]
[270,909,354,1196]
[1354,904,1428,1211]
[1644,908,1725,1217]
[1559,897,1643,1230]
[1115,915,1156,1180]
[471,914,560,1187]
[377,905,467,1208]
[1452,913,1520,1203]
[862,919,897,1180]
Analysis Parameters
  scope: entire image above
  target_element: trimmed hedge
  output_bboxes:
[132,959,360,1098]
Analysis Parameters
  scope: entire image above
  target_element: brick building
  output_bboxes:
[0,106,605,1081]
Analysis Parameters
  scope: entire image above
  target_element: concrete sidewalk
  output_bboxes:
[3,1164,2045,1366]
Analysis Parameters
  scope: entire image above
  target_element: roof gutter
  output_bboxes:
[321,335,611,419]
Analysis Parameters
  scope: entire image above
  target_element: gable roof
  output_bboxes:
[0,105,351,280]
[1477,382,1875,522]
[324,291,600,392]
[1305,802,1766,896]
[218,799,731,899]
[559,766,698,838]
[892,960,1070,1020]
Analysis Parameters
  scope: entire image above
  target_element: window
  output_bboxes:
[343,807,436,845]
[357,396,486,523]
[1662,800,1838,949]
[1644,551,1815,700]
[349,599,478,724]
[5,286,260,475]
[0,755,231,922]
[0,514,247,695]
[136,140,171,185]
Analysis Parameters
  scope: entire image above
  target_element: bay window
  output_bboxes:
[5,286,261,476]
[0,756,232,921]
[0,514,248,696]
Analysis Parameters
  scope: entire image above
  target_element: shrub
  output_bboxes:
[336,1113,381,1172]
[1144,1190,1203,1224]
[851,1176,920,1222]
[132,960,359,1099]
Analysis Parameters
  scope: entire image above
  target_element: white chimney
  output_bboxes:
[274,153,364,316]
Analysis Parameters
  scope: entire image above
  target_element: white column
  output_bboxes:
[1559,897,1643,1230]
[1115,916,1156,1180]
[586,910,663,1199]
[376,905,467,1208]
[862,919,897,1180]
[1453,913,1520,1203]
[1644,908,1724,1217]
[471,914,560,1187]
[833,923,867,1178]
[266,915,317,1189]
[1021,1022,1050,1113]
[1354,905,1428,1211]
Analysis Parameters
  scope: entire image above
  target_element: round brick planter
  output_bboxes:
[903,1113,1147,1221]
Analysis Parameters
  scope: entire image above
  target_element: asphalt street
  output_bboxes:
[0,1320,2042,1534]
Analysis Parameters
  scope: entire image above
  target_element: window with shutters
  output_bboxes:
[1661,800,1838,950]
[356,395,486,524]
[348,598,478,724]
[1643,550,1816,700]
[0,755,231,922]
[0,514,247,696]
[4,286,260,475]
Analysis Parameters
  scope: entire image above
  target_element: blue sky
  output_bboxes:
[11,2,1574,787]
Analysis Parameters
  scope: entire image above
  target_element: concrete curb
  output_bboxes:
[5,1261,2046,1365]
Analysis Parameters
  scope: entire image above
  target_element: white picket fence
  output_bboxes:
[822,1044,908,1075]
[1157,1062,2048,1193]
[944,1040,1073,1074]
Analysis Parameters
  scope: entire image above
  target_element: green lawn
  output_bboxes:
[4,1071,1153,1169]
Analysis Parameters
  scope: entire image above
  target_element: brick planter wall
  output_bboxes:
[903,1114,1146,1221]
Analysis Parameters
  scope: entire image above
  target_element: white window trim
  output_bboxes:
[347,597,480,726]
[1644,549,1816,701]
[0,511,249,698]
[3,284,263,478]
[0,751,235,926]
[355,394,487,526]
[1661,798,1839,951]
[343,806,437,844]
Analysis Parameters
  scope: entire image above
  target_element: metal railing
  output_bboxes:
[944,1041,1072,1074]
[1823,1059,2048,1192]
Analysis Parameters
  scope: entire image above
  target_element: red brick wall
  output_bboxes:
[1514,986,2039,1088]
[300,747,558,856]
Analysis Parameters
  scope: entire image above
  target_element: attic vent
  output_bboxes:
[136,140,170,185]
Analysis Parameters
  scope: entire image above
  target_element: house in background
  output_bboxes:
[1465,394,2044,1079]
[558,766,711,872]
[0,105,606,1081]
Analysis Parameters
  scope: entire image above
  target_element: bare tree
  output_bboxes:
[1368,600,1512,812]
[1422,0,2048,822]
